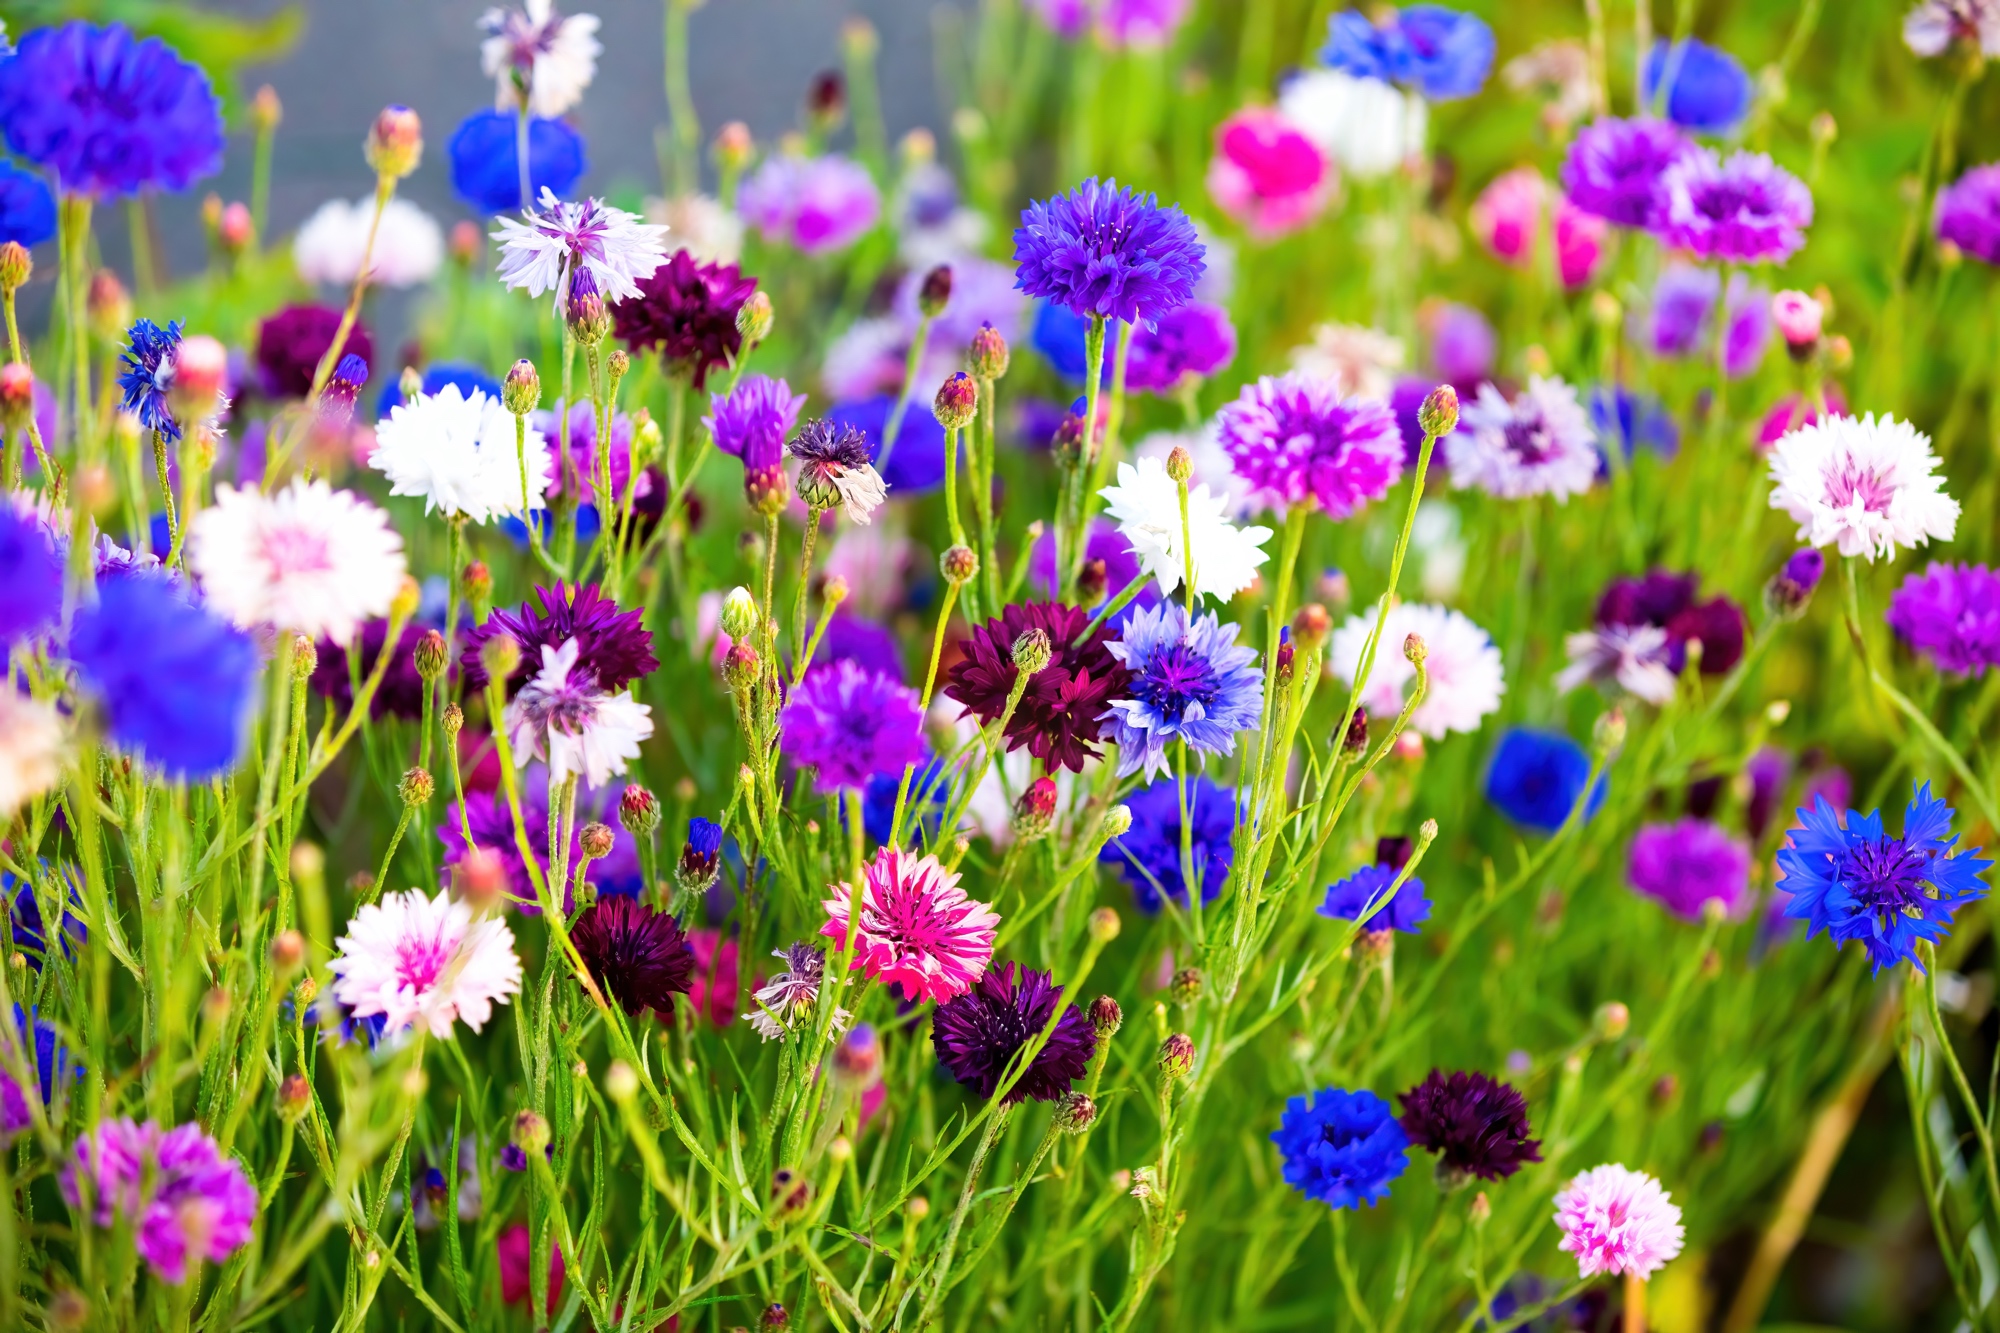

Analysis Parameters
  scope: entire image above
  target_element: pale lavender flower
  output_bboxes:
[1444,377,1599,502]
[493,187,669,315]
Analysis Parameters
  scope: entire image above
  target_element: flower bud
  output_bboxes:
[918,264,953,318]
[1014,777,1058,841]
[365,105,424,180]
[1169,967,1202,1006]
[737,290,774,344]
[967,322,1010,380]
[906,1195,931,1221]
[721,586,759,641]
[400,767,434,806]
[391,576,421,622]
[933,371,977,430]
[251,85,283,134]
[761,1302,791,1332]
[715,120,754,173]
[619,785,660,835]
[723,642,761,692]
[1291,602,1331,652]
[605,1060,639,1102]
[457,845,508,911]
[503,359,541,415]
[1593,1001,1630,1041]
[1589,290,1621,328]
[1157,1033,1195,1082]
[1165,445,1193,483]
[414,629,447,681]
[0,242,30,294]
[769,1166,813,1217]
[1469,1191,1491,1228]
[1072,557,1108,607]
[746,461,790,515]
[318,352,369,429]
[219,202,253,253]
[1403,632,1428,666]
[1772,290,1823,356]
[1276,632,1295,687]
[1088,907,1121,943]
[1053,1091,1098,1134]
[1766,547,1824,617]
[1099,803,1132,840]
[678,818,724,891]
[203,986,231,1027]
[607,348,630,384]
[1340,708,1369,755]
[449,219,483,266]
[277,1074,313,1124]
[513,1109,551,1158]
[807,69,847,129]
[1089,995,1123,1038]
[270,929,306,973]
[832,1023,882,1089]
[1594,707,1627,753]
[1012,628,1052,675]
[941,543,979,586]
[291,634,318,680]
[86,269,130,342]
[480,633,522,683]
[1417,383,1459,437]
[0,362,34,429]
[565,266,611,346]
[579,822,615,860]
[441,702,465,739]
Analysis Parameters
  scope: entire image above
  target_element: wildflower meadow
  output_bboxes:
[0,0,1998,1328]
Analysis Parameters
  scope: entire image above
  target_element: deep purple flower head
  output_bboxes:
[447,109,588,215]
[0,505,62,646]
[611,250,757,389]
[1937,163,2000,265]
[1769,547,1825,612]
[1013,177,1205,325]
[779,660,925,792]
[1397,1069,1543,1182]
[1641,38,1753,134]
[1654,149,1813,265]
[1887,563,2000,675]
[1560,117,1692,228]
[1595,569,1745,675]
[1320,863,1431,934]
[61,1118,256,1283]
[310,620,431,721]
[1124,301,1237,393]
[570,897,696,1016]
[932,961,1097,1105]
[944,602,1131,774]
[1628,819,1751,921]
[1101,775,1235,913]
[117,318,183,442]
[1779,783,1992,972]
[1217,372,1403,517]
[439,765,643,910]
[706,373,806,479]
[1427,301,1496,387]
[1486,729,1605,832]
[0,22,224,198]
[1321,5,1495,100]
[1644,265,1771,378]
[0,161,56,247]
[255,304,374,401]
[738,154,881,254]
[1271,1087,1410,1209]
[460,581,657,693]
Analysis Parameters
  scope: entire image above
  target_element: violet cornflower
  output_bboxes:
[738,154,882,255]
[1559,117,1691,229]
[61,1119,257,1284]
[1627,819,1752,921]
[1886,563,2000,675]
[1013,177,1205,326]
[1653,148,1813,265]
[1124,302,1237,394]
[1936,163,2000,265]
[779,660,925,793]
[705,373,806,510]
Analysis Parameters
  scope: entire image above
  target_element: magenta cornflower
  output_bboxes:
[62,1119,257,1284]
[1553,1164,1686,1280]
[821,846,999,1004]
[1013,177,1206,325]
[1559,116,1691,228]
[1936,163,2000,264]
[1653,148,1813,265]
[1205,107,1333,239]
[1627,819,1752,921]
[1887,562,2000,675]
[738,154,882,254]
[780,660,925,792]
[1216,372,1403,517]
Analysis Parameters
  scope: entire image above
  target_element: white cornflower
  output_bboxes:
[294,196,445,289]
[505,638,653,789]
[370,384,553,524]
[1278,69,1428,179]
[329,888,523,1038]
[493,188,669,316]
[187,478,407,642]
[1445,377,1600,502]
[1098,456,1273,603]
[480,0,602,118]
[1330,602,1505,739]
[1289,322,1406,402]
[643,193,744,265]
[1903,0,2000,57]
[1556,623,1678,706]
[0,695,64,820]
[1767,413,1960,561]
[745,942,851,1041]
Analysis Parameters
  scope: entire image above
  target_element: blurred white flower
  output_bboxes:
[294,197,445,289]
[0,695,63,820]
[1098,456,1273,603]
[330,888,523,1038]
[480,0,601,117]
[643,194,745,265]
[1279,69,1427,179]
[1289,322,1405,402]
[1556,623,1678,705]
[1767,413,1959,560]
[187,478,407,642]
[1330,602,1504,739]
[370,384,552,524]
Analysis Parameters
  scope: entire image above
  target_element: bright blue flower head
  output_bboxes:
[1320,864,1431,934]
[0,22,224,198]
[447,108,588,215]
[1588,385,1680,465]
[1013,177,1205,326]
[0,161,54,247]
[864,755,948,846]
[1271,1087,1410,1209]
[116,317,183,442]
[0,506,61,646]
[1642,39,1752,134]
[71,573,257,781]
[827,394,952,493]
[1102,603,1263,781]
[1321,6,1495,101]
[1485,729,1605,832]
[1101,776,1237,913]
[1778,783,1991,973]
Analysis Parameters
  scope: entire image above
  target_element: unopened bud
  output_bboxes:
[932,371,977,430]
[723,642,761,691]
[1012,628,1052,674]
[1276,634,1295,686]
[737,290,774,344]
[1340,708,1369,755]
[0,242,30,294]
[1169,967,1202,1006]
[1417,384,1459,437]
[807,69,847,127]
[1403,632,1428,665]
[277,1074,312,1124]
[250,85,283,133]
[1165,445,1193,483]
[760,1301,792,1332]
[1594,707,1627,753]
[605,1060,639,1102]
[833,1023,882,1089]
[565,267,610,346]
[967,322,1010,380]
[1469,1191,1491,1227]
[1099,804,1132,840]
[0,362,34,428]
[715,121,754,172]
[1014,777,1059,841]
[457,845,507,910]
[918,265,953,318]
[414,629,447,681]
[1088,906,1121,943]
[513,1109,551,1157]
[400,365,423,402]
[365,105,424,180]
[461,558,492,619]
[941,544,979,586]
[1073,557,1108,607]
[203,986,231,1027]
[579,822,615,860]
[619,785,660,835]
[441,702,465,738]
[769,1166,813,1217]
[270,929,306,973]
[1589,290,1621,328]
[721,586,759,641]
[906,1195,930,1221]
[1088,995,1123,1038]
[480,634,522,683]
[218,202,253,253]
[503,359,541,415]
[292,634,318,680]
[450,219,483,265]
[1594,1001,1630,1041]
[87,270,130,341]
[1158,1033,1195,1081]
[1053,1091,1097,1134]
[400,767,434,806]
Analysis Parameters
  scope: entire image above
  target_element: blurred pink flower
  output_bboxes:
[1470,167,1606,288]
[1206,107,1333,239]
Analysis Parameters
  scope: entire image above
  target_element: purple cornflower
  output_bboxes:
[461,581,656,693]
[1271,1088,1410,1210]
[1216,372,1403,517]
[1560,117,1692,228]
[1444,377,1599,501]
[1321,6,1496,101]
[738,154,881,255]
[1320,852,1431,934]
[1937,163,2000,265]
[1101,776,1236,914]
[117,318,183,442]
[1887,563,2000,675]
[932,961,1097,1104]
[569,897,695,1016]
[1594,569,1747,675]
[1654,149,1814,265]
[1644,265,1771,377]
[61,1119,256,1284]
[1124,301,1237,393]
[1779,783,1992,972]
[439,765,643,909]
[535,399,640,504]
[0,22,224,198]
[706,373,806,504]
[1013,177,1205,325]
[1101,603,1263,781]
[1397,1069,1542,1183]
[0,505,62,646]
[1428,302,1496,388]
[780,660,925,793]
[1628,819,1752,921]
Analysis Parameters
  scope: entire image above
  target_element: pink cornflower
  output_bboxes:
[1205,107,1333,240]
[328,888,523,1037]
[1470,166,1606,289]
[821,846,999,1003]
[1553,1163,1686,1280]
[62,1119,257,1285]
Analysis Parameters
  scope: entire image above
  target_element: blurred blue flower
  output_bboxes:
[376,362,501,419]
[0,505,61,646]
[0,161,54,247]
[1320,864,1432,934]
[1321,6,1495,101]
[863,755,948,846]
[1641,39,1752,134]
[447,108,587,215]
[1587,385,1679,465]
[1101,776,1236,913]
[827,394,955,493]
[1485,729,1605,832]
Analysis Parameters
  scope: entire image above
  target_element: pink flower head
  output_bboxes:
[1771,289,1823,347]
[821,845,999,1003]
[1215,372,1403,518]
[1205,107,1333,239]
[1553,1163,1686,1280]
[685,927,741,1026]
[62,1119,257,1284]
[1757,384,1846,449]
[1554,198,1608,288]
[738,154,881,255]
[1471,167,1605,288]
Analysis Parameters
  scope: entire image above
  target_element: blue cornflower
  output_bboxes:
[1101,603,1263,781]
[0,505,61,646]
[1101,776,1237,914]
[1587,385,1680,467]
[1641,39,1752,134]
[4,870,85,970]
[1320,6,1495,101]
[116,318,184,442]
[1320,864,1432,934]
[0,161,54,247]
[826,394,951,493]
[447,108,588,215]
[1778,783,1992,974]
[0,22,224,198]
[1485,729,1605,832]
[1271,1087,1410,1209]
[864,755,948,846]
[71,573,257,781]
[375,361,503,419]
[1013,177,1205,326]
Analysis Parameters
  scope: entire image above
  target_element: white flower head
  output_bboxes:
[1289,322,1406,402]
[1136,426,1251,519]
[505,638,653,789]
[0,694,64,820]
[1556,623,1678,706]
[187,478,407,642]
[329,889,523,1038]
[1445,377,1600,503]
[1330,602,1505,740]
[1278,69,1427,179]
[493,189,669,316]
[644,194,744,265]
[370,384,552,524]
[480,0,602,117]
[294,197,445,289]
[1099,456,1273,603]
[1904,0,2000,56]
[1767,412,1959,561]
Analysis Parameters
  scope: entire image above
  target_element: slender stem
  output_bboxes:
[879,314,936,471]
[1919,942,2000,1217]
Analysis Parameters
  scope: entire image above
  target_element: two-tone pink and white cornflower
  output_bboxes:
[1553,1163,1686,1280]
[1767,412,1959,560]
[328,889,524,1039]
[493,188,669,316]
[504,637,654,790]
[822,846,999,1003]
[187,478,407,642]
[1329,602,1505,739]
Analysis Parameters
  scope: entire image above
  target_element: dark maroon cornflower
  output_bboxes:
[942,601,1131,774]
[1595,569,1745,675]
[570,897,696,1016]
[255,303,373,400]
[1397,1069,1543,1183]
[611,250,757,389]
[460,581,658,693]
[310,620,431,720]
[932,961,1097,1105]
